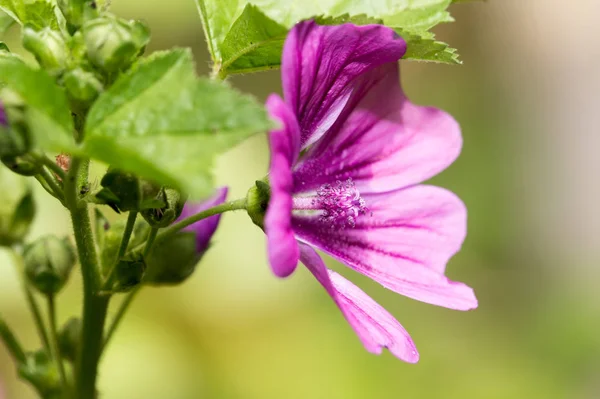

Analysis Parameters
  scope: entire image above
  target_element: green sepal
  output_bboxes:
[140,187,186,228]
[246,178,270,229]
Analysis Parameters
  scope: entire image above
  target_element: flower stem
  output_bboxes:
[0,315,26,364]
[33,153,66,181]
[47,294,68,390]
[8,249,51,352]
[66,157,109,399]
[102,211,138,289]
[157,198,246,245]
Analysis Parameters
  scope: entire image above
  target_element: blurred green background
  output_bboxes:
[2,0,600,398]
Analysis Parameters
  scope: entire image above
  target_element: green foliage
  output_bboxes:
[0,55,76,153]
[197,0,464,75]
[0,9,14,35]
[0,0,59,30]
[83,49,271,198]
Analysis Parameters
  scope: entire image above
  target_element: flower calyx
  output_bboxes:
[246,179,271,229]
[23,236,77,295]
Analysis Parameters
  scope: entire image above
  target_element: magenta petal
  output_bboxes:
[292,62,462,195]
[299,243,419,363]
[282,21,406,148]
[265,95,301,277]
[294,185,477,310]
[179,187,228,253]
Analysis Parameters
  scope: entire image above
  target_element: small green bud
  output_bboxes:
[83,15,150,73]
[246,179,271,229]
[109,253,146,292]
[0,168,35,247]
[22,27,68,75]
[141,187,186,228]
[0,41,9,52]
[23,236,76,295]
[62,68,103,111]
[0,89,33,159]
[58,317,81,362]
[96,168,144,213]
[144,232,201,285]
[18,350,62,397]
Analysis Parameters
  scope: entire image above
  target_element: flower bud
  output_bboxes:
[141,187,186,228]
[22,27,68,75]
[23,236,76,295]
[58,317,81,362]
[144,232,200,285]
[95,168,144,213]
[18,350,62,398]
[109,254,146,292]
[0,91,33,159]
[0,168,35,247]
[62,68,103,111]
[58,0,98,34]
[246,179,270,229]
[0,42,8,52]
[83,15,150,73]
[143,188,227,285]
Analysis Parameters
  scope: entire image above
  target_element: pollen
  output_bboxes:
[312,178,369,228]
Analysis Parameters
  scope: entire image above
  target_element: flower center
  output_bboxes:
[294,178,369,228]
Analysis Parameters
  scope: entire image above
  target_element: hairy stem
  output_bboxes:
[9,249,51,352]
[47,295,68,390]
[66,157,109,399]
[0,315,26,364]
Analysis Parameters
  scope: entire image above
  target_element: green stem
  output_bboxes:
[158,198,246,246]
[8,249,51,352]
[102,211,138,289]
[66,157,109,399]
[102,287,140,351]
[143,227,158,257]
[47,295,68,390]
[0,315,26,364]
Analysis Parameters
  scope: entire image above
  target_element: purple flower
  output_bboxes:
[264,21,477,362]
[178,187,228,253]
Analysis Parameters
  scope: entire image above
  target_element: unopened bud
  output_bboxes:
[144,232,200,285]
[109,253,146,292]
[22,27,68,75]
[0,90,33,159]
[83,15,150,73]
[62,68,103,111]
[141,187,186,228]
[0,167,35,246]
[58,317,81,362]
[23,236,76,295]
[18,350,62,397]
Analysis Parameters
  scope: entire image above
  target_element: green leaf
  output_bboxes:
[0,54,75,152]
[219,4,287,76]
[395,28,460,64]
[0,0,59,30]
[83,49,271,199]
[197,0,464,75]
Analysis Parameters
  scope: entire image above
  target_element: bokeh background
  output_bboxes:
[2,0,600,398]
